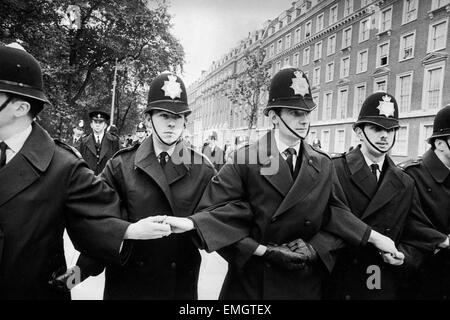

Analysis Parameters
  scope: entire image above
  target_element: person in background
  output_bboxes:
[78,110,119,175]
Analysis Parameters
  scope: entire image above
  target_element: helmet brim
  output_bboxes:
[0,85,51,106]
[263,98,316,116]
[353,117,400,131]
[145,100,191,116]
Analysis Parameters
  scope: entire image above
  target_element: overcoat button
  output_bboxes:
[138,261,145,267]
[427,188,432,192]
[304,220,311,226]
[171,262,177,269]
[308,160,313,165]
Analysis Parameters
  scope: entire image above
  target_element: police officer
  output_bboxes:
[133,122,147,145]
[202,131,224,171]
[326,92,448,300]
[399,105,450,299]
[71,120,84,149]
[165,68,403,299]
[0,44,172,299]
[74,72,217,299]
[78,110,119,175]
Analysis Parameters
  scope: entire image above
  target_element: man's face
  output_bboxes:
[274,108,310,140]
[91,119,107,134]
[357,124,396,156]
[151,110,185,144]
[435,137,450,162]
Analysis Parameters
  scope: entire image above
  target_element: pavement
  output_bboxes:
[64,231,228,300]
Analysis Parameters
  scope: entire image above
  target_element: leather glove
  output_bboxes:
[286,238,318,262]
[263,244,306,270]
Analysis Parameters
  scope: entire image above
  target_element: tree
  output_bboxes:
[0,0,184,139]
[225,45,271,134]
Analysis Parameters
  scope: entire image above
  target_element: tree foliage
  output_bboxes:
[225,46,271,131]
[0,0,184,139]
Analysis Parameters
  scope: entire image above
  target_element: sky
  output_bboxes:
[167,0,295,86]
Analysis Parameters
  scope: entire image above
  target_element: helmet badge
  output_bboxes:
[161,74,182,100]
[290,71,309,97]
[377,95,395,118]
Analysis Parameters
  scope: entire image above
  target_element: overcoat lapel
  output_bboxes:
[134,137,175,211]
[164,143,188,186]
[347,147,377,199]
[85,134,97,156]
[259,131,293,197]
[360,157,404,220]
[272,141,321,219]
[0,123,53,207]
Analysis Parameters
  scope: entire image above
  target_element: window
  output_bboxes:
[316,13,324,32]
[380,6,392,33]
[396,72,413,113]
[314,41,322,61]
[321,130,331,152]
[359,18,370,43]
[323,92,333,121]
[269,44,275,57]
[286,34,291,49]
[303,47,310,65]
[354,83,366,116]
[337,87,348,120]
[277,39,283,54]
[419,123,434,155]
[423,62,444,111]
[431,0,450,10]
[340,56,350,78]
[344,0,353,16]
[311,95,319,122]
[284,57,290,67]
[327,34,336,55]
[403,0,418,24]
[392,126,409,156]
[313,67,321,86]
[361,0,372,6]
[374,76,388,92]
[377,41,390,67]
[276,61,282,72]
[326,62,334,82]
[342,27,352,49]
[309,130,318,144]
[399,31,416,60]
[305,20,312,37]
[357,49,368,73]
[295,27,301,44]
[330,4,338,25]
[294,53,300,67]
[428,19,448,52]
[335,129,346,153]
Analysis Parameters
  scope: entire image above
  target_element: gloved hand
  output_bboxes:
[48,266,82,292]
[286,238,318,262]
[263,244,306,270]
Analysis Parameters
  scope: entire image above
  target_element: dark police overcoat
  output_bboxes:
[0,123,129,299]
[78,132,119,175]
[326,146,446,300]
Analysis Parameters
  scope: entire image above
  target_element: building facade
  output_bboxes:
[187,0,450,162]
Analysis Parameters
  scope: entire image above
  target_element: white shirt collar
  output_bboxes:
[3,125,32,155]
[94,131,104,142]
[274,129,301,158]
[362,153,385,172]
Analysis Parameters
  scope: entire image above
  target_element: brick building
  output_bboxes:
[187,0,450,162]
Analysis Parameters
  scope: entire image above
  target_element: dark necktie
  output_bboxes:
[158,151,169,168]
[0,141,8,168]
[284,147,297,177]
[370,163,379,181]
[96,136,101,146]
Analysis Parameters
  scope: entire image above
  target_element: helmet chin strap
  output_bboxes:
[362,126,396,154]
[150,115,181,147]
[278,114,310,140]
[0,95,14,113]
